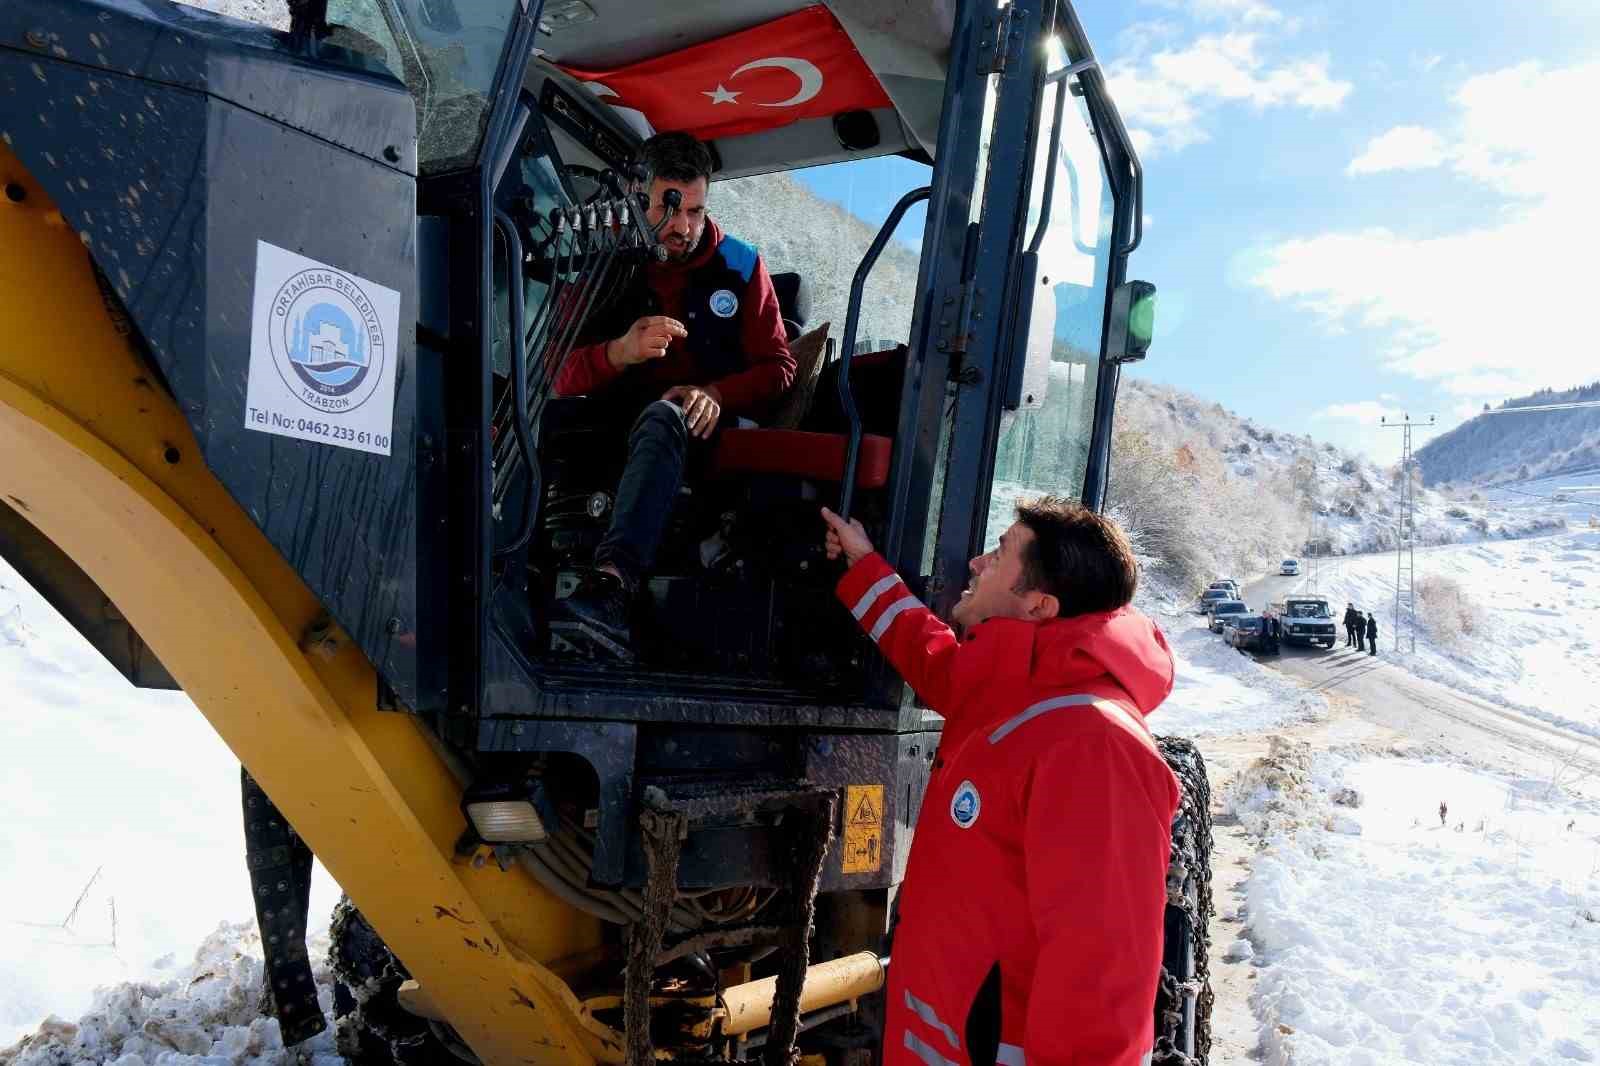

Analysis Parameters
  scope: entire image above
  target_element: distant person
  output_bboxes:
[1343,603,1358,647]
[1353,607,1366,652]
[1366,612,1378,655]
[1265,614,1281,655]
[1439,801,1448,826]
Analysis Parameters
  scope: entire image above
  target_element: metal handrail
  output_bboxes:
[835,185,932,520]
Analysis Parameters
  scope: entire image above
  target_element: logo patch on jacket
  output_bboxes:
[709,289,739,318]
[950,780,981,829]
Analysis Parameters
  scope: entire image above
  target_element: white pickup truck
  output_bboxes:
[1266,596,1338,648]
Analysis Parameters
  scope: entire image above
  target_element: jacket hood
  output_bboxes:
[973,606,1175,717]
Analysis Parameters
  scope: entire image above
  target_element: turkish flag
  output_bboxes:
[556,5,892,142]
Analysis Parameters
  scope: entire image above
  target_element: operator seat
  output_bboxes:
[710,264,899,491]
[768,271,810,343]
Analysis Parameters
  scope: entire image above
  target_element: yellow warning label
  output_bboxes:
[842,784,885,875]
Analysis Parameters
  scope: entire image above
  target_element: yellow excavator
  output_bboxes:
[0,0,1210,1061]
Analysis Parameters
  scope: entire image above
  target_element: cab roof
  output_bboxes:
[531,0,957,175]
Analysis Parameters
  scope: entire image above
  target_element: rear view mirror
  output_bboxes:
[1107,280,1156,364]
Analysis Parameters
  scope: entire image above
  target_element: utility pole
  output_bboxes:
[1380,414,1435,653]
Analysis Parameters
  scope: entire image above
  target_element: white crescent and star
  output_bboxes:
[701,56,824,108]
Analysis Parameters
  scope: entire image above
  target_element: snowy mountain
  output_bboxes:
[1416,381,1600,487]
[712,171,921,352]
[1111,377,1566,594]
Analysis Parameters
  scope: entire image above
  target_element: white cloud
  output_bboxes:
[1151,0,1285,25]
[1252,60,1600,399]
[1109,33,1352,155]
[1316,400,1400,424]
[1346,125,1449,175]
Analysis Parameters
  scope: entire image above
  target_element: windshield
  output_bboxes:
[984,42,1115,546]
[326,0,522,173]
[1204,590,1228,599]
[1217,602,1245,613]
[1288,602,1330,618]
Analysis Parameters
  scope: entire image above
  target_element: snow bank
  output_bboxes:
[0,923,343,1065]
[1148,620,1325,739]
[1311,530,1600,738]
[0,563,342,1047]
[1230,745,1600,1065]
[1139,572,1325,739]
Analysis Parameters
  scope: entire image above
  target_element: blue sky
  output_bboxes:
[797,0,1600,464]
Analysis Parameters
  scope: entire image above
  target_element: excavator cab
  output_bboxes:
[0,0,1203,1062]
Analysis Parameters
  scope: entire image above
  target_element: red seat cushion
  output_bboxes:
[711,429,892,488]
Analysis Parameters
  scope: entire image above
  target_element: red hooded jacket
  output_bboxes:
[552,217,794,418]
[836,554,1180,1066]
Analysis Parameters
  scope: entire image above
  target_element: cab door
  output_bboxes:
[907,0,1140,622]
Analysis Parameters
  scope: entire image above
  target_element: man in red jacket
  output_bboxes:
[552,132,794,658]
[821,498,1180,1066]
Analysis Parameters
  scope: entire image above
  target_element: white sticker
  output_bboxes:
[245,240,400,456]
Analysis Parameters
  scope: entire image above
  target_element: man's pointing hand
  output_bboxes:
[821,507,874,566]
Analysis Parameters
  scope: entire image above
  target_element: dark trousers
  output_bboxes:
[1368,630,1378,654]
[594,399,693,581]
[1345,624,1355,646]
[1354,627,1365,651]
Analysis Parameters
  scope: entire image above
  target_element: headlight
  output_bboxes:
[462,780,548,844]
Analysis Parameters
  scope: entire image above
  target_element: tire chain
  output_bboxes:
[328,896,470,1065]
[1153,737,1215,1066]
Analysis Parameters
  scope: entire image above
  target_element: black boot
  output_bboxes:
[551,568,635,662]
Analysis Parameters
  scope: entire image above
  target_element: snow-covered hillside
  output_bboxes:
[1114,378,1566,591]
[1305,529,1600,739]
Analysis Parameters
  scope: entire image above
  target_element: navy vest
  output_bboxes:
[581,233,759,382]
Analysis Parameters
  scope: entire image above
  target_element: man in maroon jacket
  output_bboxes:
[551,132,794,658]
[822,498,1180,1065]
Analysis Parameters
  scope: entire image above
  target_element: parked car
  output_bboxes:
[1266,596,1338,648]
[1198,588,1234,614]
[1225,615,1279,654]
[1208,600,1249,632]
[1207,579,1242,598]
[1280,559,1300,576]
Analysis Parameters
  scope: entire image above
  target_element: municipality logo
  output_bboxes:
[268,266,387,413]
[709,288,739,318]
[950,780,981,829]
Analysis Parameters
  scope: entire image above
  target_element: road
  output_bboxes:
[1199,561,1600,1062]
[1239,568,1600,779]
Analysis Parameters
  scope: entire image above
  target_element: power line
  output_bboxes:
[1380,414,1435,654]
[1490,482,1600,514]
[1477,399,1600,415]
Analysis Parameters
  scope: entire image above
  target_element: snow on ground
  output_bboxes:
[1,925,342,1065]
[1137,575,1327,739]
[1148,616,1326,739]
[1307,529,1600,738]
[1228,742,1600,1065]
[1478,468,1600,530]
[0,561,341,1054]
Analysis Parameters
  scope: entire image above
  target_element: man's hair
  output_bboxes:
[638,132,714,187]
[1012,496,1139,617]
